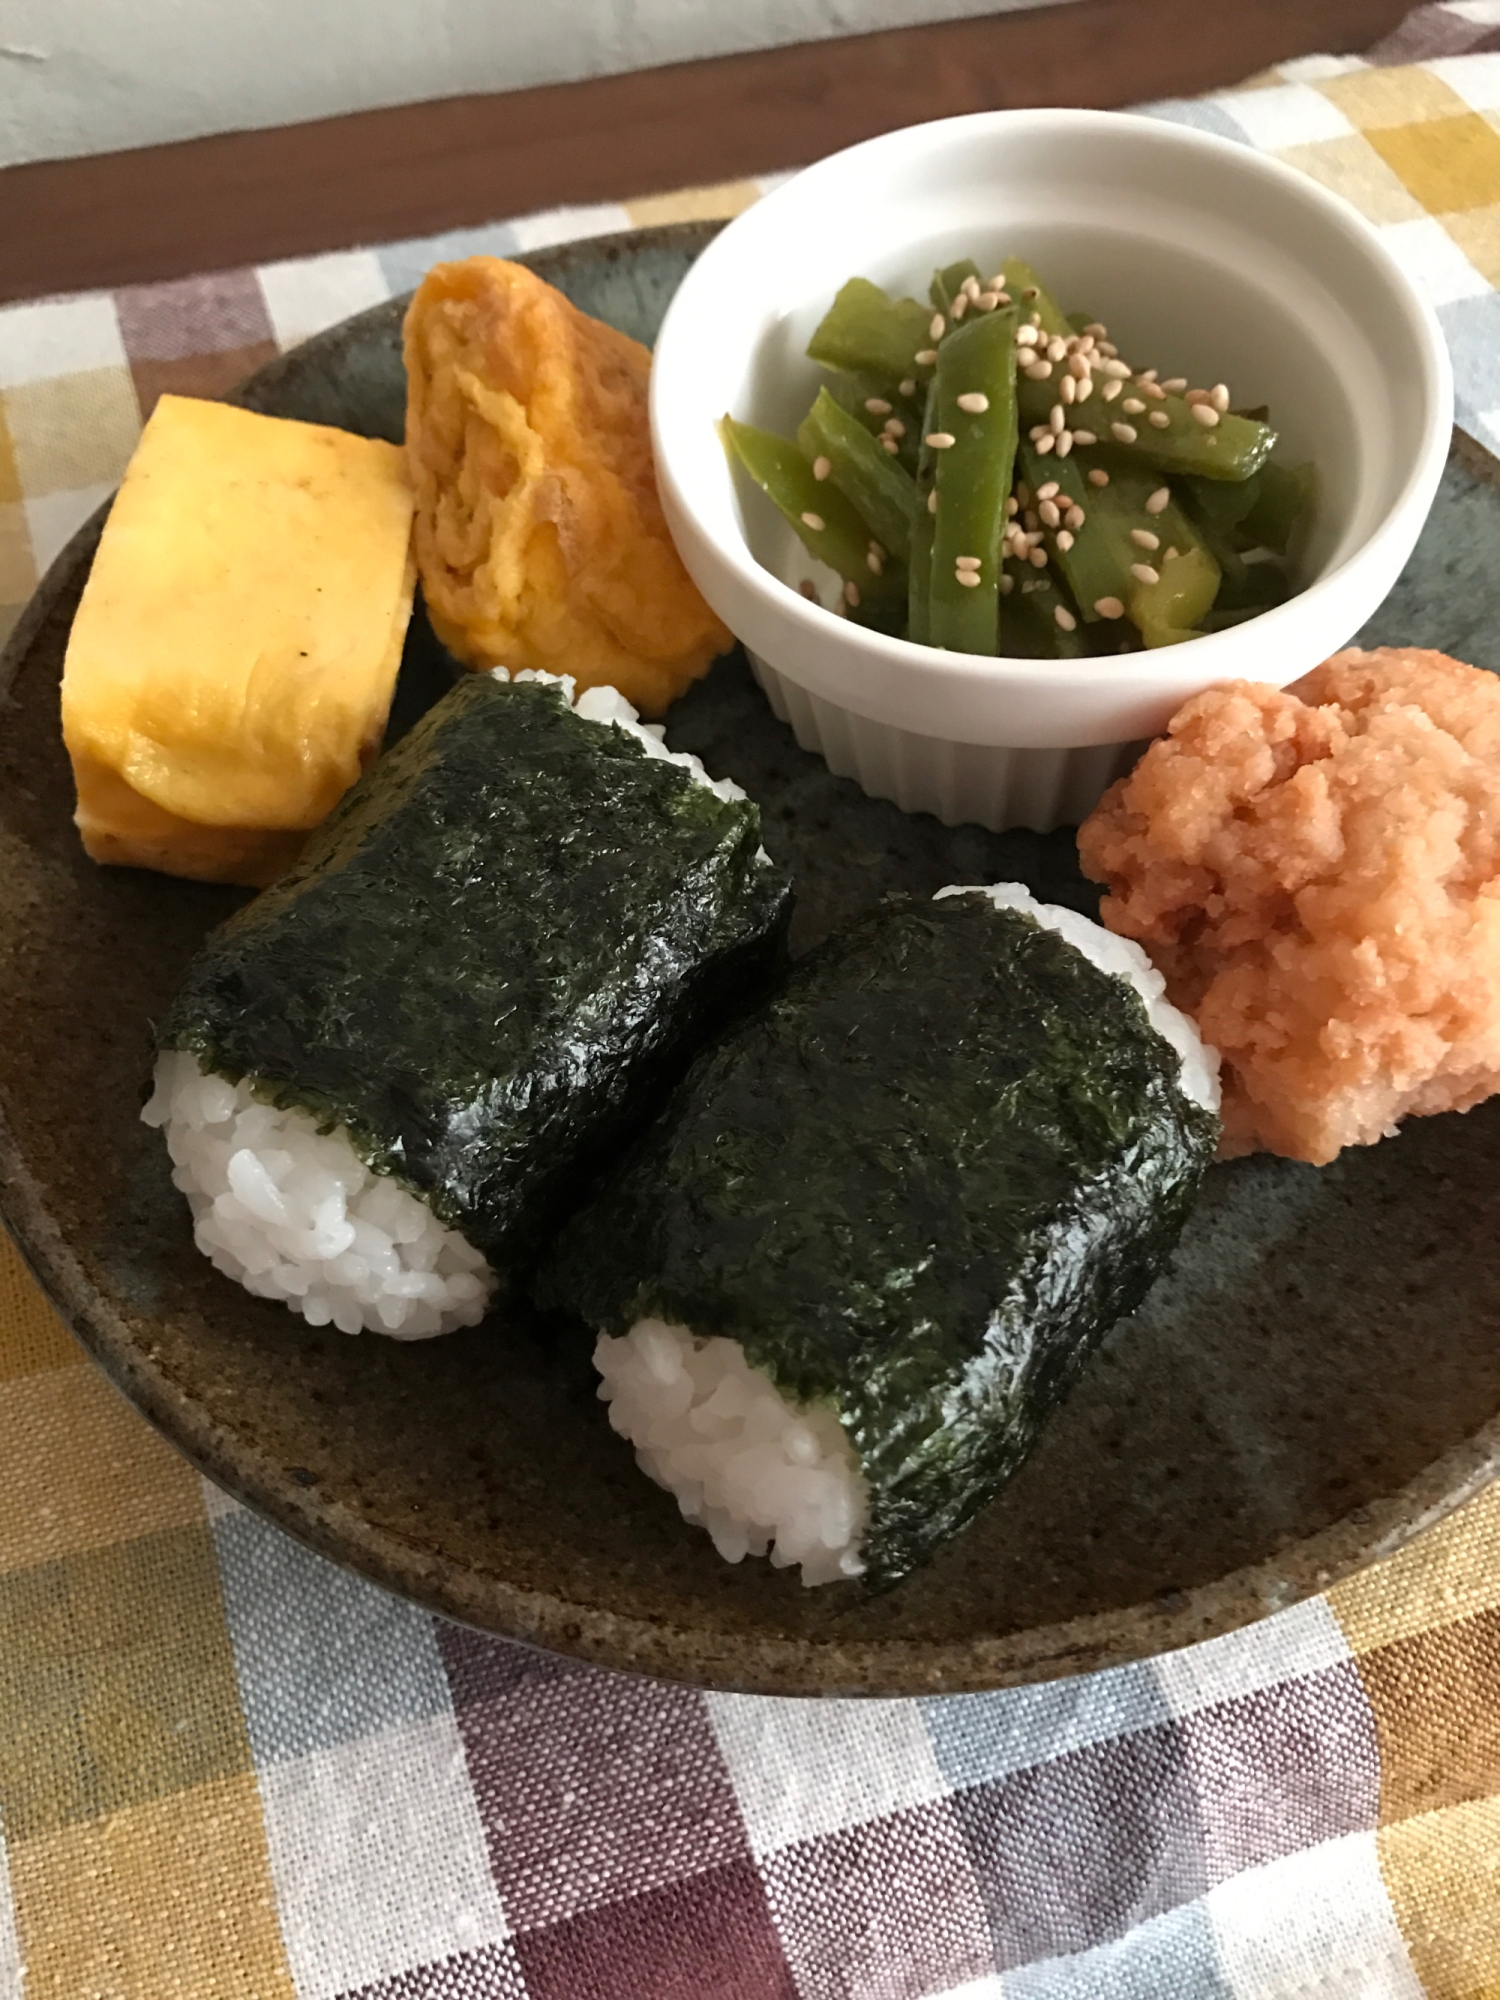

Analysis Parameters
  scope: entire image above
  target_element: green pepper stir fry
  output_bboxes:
[722,258,1314,659]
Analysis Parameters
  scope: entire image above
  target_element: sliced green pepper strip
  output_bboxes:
[721,417,905,604]
[928,305,1020,655]
[806,278,934,384]
[1175,475,1290,612]
[999,559,1087,658]
[797,388,917,563]
[1240,460,1316,556]
[1016,443,1140,624]
[930,259,982,315]
[908,379,940,647]
[1002,259,1072,339]
[1129,545,1220,648]
[818,370,921,475]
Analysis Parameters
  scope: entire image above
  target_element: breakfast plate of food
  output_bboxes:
[4,112,1500,1696]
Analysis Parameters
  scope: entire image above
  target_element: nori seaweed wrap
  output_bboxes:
[150,669,792,1327]
[535,886,1220,1588]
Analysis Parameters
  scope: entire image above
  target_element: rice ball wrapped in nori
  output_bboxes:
[144,668,792,1337]
[534,885,1220,1588]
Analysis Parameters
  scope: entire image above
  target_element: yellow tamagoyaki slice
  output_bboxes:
[61,393,416,887]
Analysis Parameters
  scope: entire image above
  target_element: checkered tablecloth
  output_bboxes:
[4,7,1500,1996]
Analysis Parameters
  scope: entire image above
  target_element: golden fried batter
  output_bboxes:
[403,257,730,715]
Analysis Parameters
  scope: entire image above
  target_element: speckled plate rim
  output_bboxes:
[3,233,1500,1695]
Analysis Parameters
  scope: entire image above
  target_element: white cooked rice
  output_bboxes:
[934,881,1221,1114]
[595,1318,868,1586]
[147,668,764,1337]
[143,1049,496,1338]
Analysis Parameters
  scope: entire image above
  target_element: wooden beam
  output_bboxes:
[0,0,1410,303]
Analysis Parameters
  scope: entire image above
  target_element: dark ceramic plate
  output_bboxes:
[5,222,1500,1697]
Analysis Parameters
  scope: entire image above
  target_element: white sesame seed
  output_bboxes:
[955,391,990,414]
[1191,404,1221,428]
[955,569,981,587]
[928,488,939,514]
[1050,405,1066,434]
[1102,359,1132,379]
[865,397,892,415]
[1141,381,1167,401]
[885,418,906,438]
[1024,510,1040,531]
[1061,376,1077,405]
[899,378,917,397]
[1145,487,1170,514]
[1029,311,1042,328]
[1164,546,1182,562]
[1210,383,1231,412]
[963,275,982,299]
[1073,376,1094,403]
[1055,605,1077,631]
[1047,338,1068,363]
[845,581,860,606]
[1039,499,1061,527]
[1088,469,1110,487]
[1065,506,1085,530]
[1071,429,1096,446]
[1036,433,1055,454]
[1094,595,1125,619]
[930,314,946,341]
[1016,324,1039,347]
[999,571,1015,595]
[951,295,968,320]
[1162,377,1187,394]
[1137,369,1159,383]
[1111,422,1138,444]
[812,456,831,481]
[1029,546,1048,568]
[915,349,939,367]
[1097,340,1118,357]
[1084,322,1107,338]
[1025,361,1054,381]
[1122,397,1146,415]
[1130,563,1160,586]
[1056,529,1075,551]
[801,511,825,531]
[1131,528,1160,550]
[881,438,899,454]
[1102,379,1123,403]
[1184,389,1210,407]
[1029,425,1048,443]
[867,552,883,573]
[1035,481,1060,501]
[926,432,956,450]
[1056,432,1074,457]
[955,554,982,570]
[1148,411,1171,429]
[1068,353,1090,381]
[1004,494,1020,516]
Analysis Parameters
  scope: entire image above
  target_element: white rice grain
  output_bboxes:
[143,1050,496,1338]
[595,1318,868,1585]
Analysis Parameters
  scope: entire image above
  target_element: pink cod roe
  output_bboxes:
[1077,648,1500,1166]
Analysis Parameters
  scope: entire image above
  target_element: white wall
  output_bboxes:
[0,0,1068,169]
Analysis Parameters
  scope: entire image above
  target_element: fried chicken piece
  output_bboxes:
[1078,649,1500,1166]
[404,257,730,716]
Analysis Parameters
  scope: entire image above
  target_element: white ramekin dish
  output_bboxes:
[650,109,1453,831]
